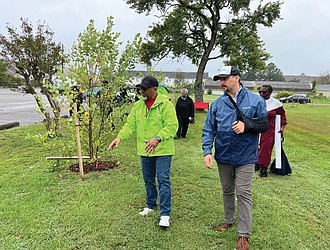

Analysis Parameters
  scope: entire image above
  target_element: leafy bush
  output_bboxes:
[276,90,293,99]
[57,17,142,161]
[312,92,329,100]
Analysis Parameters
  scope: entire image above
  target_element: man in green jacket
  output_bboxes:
[108,76,178,228]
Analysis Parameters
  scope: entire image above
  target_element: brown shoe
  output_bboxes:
[214,223,233,232]
[235,236,249,250]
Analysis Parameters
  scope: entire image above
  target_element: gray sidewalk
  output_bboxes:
[0,88,69,127]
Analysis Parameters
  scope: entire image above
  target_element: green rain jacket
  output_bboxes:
[117,93,178,156]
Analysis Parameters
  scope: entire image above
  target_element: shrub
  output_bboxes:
[276,90,293,99]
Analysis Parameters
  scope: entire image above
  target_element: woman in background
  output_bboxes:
[256,85,287,178]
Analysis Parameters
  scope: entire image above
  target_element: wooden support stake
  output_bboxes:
[46,156,91,160]
[73,103,84,180]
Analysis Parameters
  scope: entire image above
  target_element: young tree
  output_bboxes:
[60,16,142,161]
[0,18,64,134]
[125,0,282,101]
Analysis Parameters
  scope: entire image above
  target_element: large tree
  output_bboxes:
[316,72,330,85]
[241,62,285,81]
[263,62,285,81]
[0,18,64,134]
[125,0,282,101]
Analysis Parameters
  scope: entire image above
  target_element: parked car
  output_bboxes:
[279,94,311,104]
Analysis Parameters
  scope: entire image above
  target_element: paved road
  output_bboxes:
[0,88,69,127]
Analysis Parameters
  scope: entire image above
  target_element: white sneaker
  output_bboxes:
[138,207,154,216]
[159,216,170,227]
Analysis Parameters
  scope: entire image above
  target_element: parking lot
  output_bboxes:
[0,88,69,127]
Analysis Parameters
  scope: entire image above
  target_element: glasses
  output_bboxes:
[258,91,269,94]
[140,87,149,91]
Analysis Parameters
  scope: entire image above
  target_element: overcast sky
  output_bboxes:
[1,0,329,76]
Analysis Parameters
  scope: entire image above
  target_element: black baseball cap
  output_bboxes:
[136,76,159,89]
[213,66,240,81]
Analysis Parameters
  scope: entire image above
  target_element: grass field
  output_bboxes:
[0,101,329,249]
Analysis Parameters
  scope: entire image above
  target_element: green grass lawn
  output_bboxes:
[0,103,329,249]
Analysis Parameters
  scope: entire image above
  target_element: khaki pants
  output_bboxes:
[217,163,254,238]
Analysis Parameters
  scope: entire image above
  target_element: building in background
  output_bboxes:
[128,70,209,87]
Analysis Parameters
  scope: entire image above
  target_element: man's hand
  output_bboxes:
[232,120,245,134]
[144,138,159,155]
[108,137,121,152]
[204,154,214,169]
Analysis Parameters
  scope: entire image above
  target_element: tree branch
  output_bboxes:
[208,54,225,60]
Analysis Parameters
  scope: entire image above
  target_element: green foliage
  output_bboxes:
[173,71,194,94]
[0,18,63,88]
[288,78,300,82]
[0,59,22,87]
[312,96,330,104]
[0,104,329,249]
[220,19,271,71]
[57,16,142,160]
[315,71,330,85]
[241,62,285,81]
[276,90,293,99]
[135,66,166,85]
[126,0,282,101]
[241,69,259,81]
[173,71,186,89]
[308,90,329,103]
[0,60,7,86]
[0,18,64,134]
[263,62,285,81]
[314,92,325,99]
[207,88,212,95]
[253,84,259,93]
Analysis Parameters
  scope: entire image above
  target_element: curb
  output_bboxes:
[0,122,20,130]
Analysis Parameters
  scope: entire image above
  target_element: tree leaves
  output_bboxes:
[125,0,282,101]
[61,16,142,160]
[0,18,64,134]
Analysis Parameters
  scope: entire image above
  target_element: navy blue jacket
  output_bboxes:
[202,85,268,166]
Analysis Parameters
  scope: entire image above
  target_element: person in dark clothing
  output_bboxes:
[175,88,194,139]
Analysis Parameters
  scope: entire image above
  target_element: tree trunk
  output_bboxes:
[24,78,53,131]
[44,77,63,136]
[88,116,94,159]
[194,61,207,102]
[194,31,218,102]
[45,92,62,136]
[44,114,52,131]
[53,107,61,136]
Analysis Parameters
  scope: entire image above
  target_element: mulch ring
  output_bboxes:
[69,161,119,174]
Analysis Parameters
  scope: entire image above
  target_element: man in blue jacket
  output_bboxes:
[202,66,268,250]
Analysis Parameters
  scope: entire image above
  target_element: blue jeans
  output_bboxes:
[141,156,172,216]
